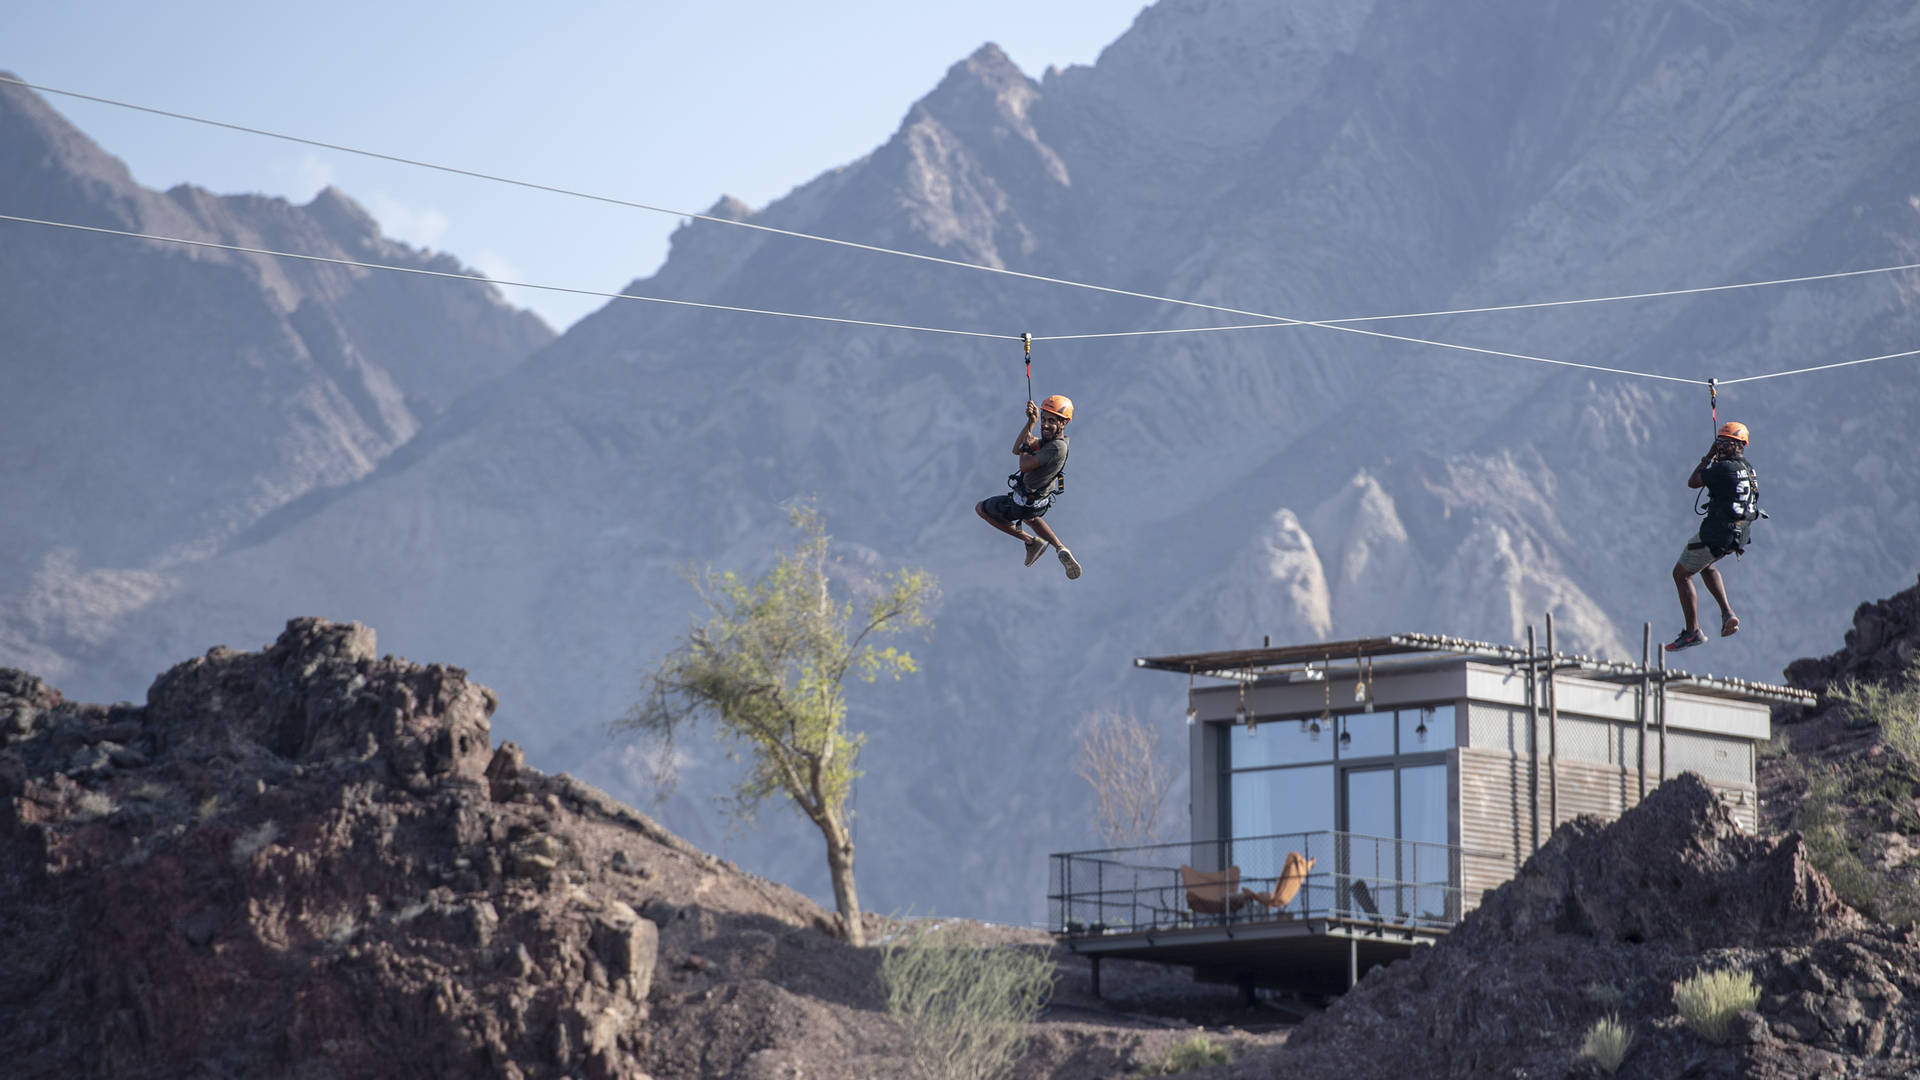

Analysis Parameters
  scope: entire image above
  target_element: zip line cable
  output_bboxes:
[1716,347,1920,385]
[1034,257,1920,340]
[6,212,1917,388]
[1,210,1676,381]
[0,76,1317,328]
[10,74,1920,347]
[0,214,1012,342]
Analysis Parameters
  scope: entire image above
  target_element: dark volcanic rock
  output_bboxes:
[0,619,902,1080]
[1783,573,1920,699]
[1239,774,1920,1079]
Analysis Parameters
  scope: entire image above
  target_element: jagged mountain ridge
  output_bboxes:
[11,0,1920,923]
[0,74,553,679]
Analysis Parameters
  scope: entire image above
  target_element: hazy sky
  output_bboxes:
[5,1,1149,331]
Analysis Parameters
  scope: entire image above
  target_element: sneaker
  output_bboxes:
[1664,628,1707,652]
[1057,547,1082,580]
[1023,536,1047,567]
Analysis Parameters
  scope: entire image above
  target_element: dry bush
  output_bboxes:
[1674,967,1760,1045]
[72,790,116,822]
[1074,712,1176,849]
[1136,1031,1231,1074]
[1580,1013,1633,1074]
[880,923,1053,1080]
[1828,656,1920,764]
[230,820,280,866]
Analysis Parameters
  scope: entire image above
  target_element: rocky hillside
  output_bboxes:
[10,0,1920,926]
[1234,774,1920,1078]
[0,620,1291,1079]
[1763,573,1920,927]
[0,76,552,681]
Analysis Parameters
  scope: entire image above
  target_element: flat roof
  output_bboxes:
[1134,632,1815,707]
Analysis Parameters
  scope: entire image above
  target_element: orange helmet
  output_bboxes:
[1717,421,1749,445]
[1040,394,1074,422]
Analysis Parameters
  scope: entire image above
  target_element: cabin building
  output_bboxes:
[1048,629,1812,999]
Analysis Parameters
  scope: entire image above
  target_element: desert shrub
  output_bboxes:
[231,820,280,866]
[72,790,117,822]
[1828,656,1920,764]
[1798,764,1920,925]
[1800,769,1881,910]
[1580,1013,1633,1074]
[1137,1031,1231,1074]
[880,923,1054,1080]
[1673,967,1760,1045]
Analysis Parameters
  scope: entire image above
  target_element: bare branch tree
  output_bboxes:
[1073,712,1175,849]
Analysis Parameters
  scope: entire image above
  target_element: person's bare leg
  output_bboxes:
[976,501,1034,543]
[1029,517,1065,550]
[1672,562,1699,632]
[1700,565,1737,634]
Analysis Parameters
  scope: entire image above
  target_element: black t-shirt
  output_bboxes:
[1016,435,1068,499]
[1698,454,1758,551]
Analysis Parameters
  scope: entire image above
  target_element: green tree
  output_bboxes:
[618,504,936,946]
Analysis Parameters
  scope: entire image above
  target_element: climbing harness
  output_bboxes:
[1690,382,1763,557]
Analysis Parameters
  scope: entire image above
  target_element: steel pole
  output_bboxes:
[1526,625,1539,851]
[1639,623,1651,801]
[1657,644,1669,781]
[1546,612,1558,834]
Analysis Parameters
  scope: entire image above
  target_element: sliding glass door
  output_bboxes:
[1339,762,1452,923]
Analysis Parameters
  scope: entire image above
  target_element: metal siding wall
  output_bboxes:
[1665,731,1754,785]
[1458,748,1529,910]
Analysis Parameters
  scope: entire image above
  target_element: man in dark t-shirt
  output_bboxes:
[1666,421,1759,651]
[975,394,1081,580]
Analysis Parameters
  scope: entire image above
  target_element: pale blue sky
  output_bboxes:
[5,1,1150,330]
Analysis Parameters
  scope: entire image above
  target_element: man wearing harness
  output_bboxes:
[975,395,1082,580]
[1666,421,1759,651]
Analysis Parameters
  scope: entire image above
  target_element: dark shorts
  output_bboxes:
[980,493,1048,523]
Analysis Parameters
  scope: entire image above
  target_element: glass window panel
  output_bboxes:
[1342,768,1395,917]
[1398,704,1456,752]
[1227,715,1334,769]
[1399,764,1452,922]
[1228,764,1333,840]
[1337,710,1394,759]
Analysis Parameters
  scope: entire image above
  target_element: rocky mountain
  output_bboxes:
[1244,774,1920,1078]
[6,617,1918,1078]
[0,76,552,680]
[0,620,1285,1079]
[7,0,1920,925]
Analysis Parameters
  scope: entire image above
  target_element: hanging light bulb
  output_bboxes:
[1309,718,1322,741]
[1299,716,1310,733]
[1185,671,1198,726]
[1416,706,1432,744]
[1338,717,1352,747]
[1234,683,1248,726]
[1246,718,1258,738]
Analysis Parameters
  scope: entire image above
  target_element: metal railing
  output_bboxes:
[1049,830,1477,936]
